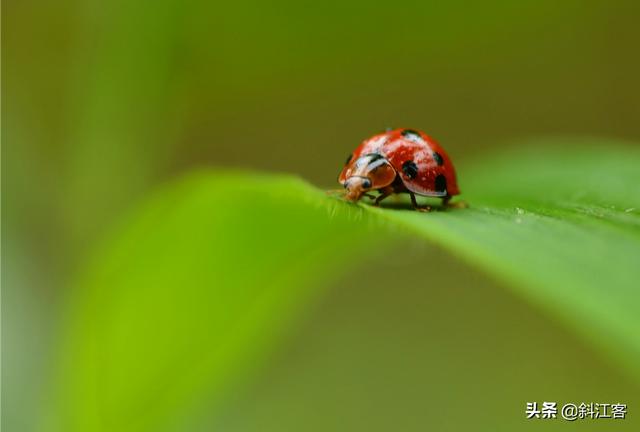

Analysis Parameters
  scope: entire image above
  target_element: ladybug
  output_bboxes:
[338,128,460,210]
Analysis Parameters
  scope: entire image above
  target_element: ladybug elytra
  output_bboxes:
[338,128,460,210]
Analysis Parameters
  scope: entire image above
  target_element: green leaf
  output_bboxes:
[50,141,640,431]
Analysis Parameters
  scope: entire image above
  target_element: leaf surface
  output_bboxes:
[51,142,640,430]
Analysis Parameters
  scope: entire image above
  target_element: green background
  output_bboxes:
[4,0,640,430]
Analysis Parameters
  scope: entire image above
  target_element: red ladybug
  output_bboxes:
[338,128,460,210]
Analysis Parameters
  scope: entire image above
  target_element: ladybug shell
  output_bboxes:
[339,128,460,197]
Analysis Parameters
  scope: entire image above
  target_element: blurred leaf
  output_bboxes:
[49,172,378,431]
[64,0,189,252]
[50,142,640,431]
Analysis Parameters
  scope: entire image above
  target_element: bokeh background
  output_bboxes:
[4,0,640,430]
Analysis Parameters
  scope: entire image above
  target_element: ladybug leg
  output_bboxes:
[442,195,468,209]
[363,193,377,200]
[409,193,432,212]
[373,187,394,206]
[410,192,432,212]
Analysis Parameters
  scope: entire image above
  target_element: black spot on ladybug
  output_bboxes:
[401,129,423,144]
[401,129,420,137]
[402,160,419,179]
[435,174,447,192]
[345,154,352,165]
[433,152,444,166]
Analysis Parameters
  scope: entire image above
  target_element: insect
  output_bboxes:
[338,128,460,210]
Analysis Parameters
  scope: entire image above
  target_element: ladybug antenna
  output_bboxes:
[325,188,345,197]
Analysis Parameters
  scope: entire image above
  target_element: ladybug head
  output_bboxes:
[343,176,372,201]
[342,153,396,202]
